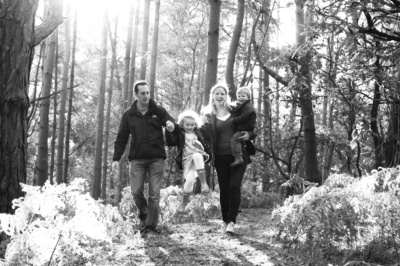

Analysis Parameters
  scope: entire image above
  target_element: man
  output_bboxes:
[112,80,175,236]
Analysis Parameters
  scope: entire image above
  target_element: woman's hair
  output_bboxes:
[206,83,232,115]
[178,110,203,128]
[237,86,252,99]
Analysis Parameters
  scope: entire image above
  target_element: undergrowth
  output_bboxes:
[273,168,400,265]
[0,179,221,266]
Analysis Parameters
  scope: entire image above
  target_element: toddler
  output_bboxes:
[166,110,211,213]
[230,87,257,166]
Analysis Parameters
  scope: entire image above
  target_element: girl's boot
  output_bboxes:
[197,169,210,194]
[177,192,191,213]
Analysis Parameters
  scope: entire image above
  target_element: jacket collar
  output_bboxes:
[129,98,157,115]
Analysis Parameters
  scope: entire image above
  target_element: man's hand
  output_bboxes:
[111,161,119,172]
[166,120,175,132]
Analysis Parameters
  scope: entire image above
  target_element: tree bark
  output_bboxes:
[102,15,119,201]
[225,0,245,100]
[140,0,151,80]
[371,42,383,168]
[0,0,63,213]
[49,30,59,185]
[123,3,135,110]
[295,0,321,184]
[92,9,109,200]
[204,0,222,105]
[56,4,71,184]
[63,6,77,183]
[149,0,161,99]
[128,0,141,106]
[36,30,58,186]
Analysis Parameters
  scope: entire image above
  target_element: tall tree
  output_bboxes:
[123,3,135,110]
[140,0,151,80]
[225,0,245,100]
[92,8,109,200]
[56,4,71,184]
[49,29,59,184]
[36,28,58,186]
[149,0,161,99]
[204,0,221,104]
[294,0,320,184]
[0,0,63,213]
[128,0,141,106]
[102,15,119,200]
[63,4,78,183]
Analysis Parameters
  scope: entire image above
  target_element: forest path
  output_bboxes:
[103,208,340,266]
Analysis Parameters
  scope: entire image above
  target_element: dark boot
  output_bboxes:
[197,169,210,194]
[177,192,191,213]
[230,154,244,167]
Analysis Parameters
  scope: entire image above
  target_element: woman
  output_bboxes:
[202,83,256,235]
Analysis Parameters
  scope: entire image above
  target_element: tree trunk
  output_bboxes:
[102,15,119,201]
[371,43,383,168]
[92,9,109,200]
[36,30,58,186]
[49,30,59,185]
[295,0,320,184]
[204,0,221,105]
[56,4,71,184]
[123,3,134,110]
[225,0,245,100]
[0,0,63,213]
[128,0,141,106]
[63,6,77,183]
[140,0,151,80]
[149,0,161,99]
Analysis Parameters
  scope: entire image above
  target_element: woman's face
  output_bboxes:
[212,87,227,106]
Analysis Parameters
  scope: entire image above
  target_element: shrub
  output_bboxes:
[0,179,133,266]
[272,168,400,263]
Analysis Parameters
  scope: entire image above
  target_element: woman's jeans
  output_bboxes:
[130,158,164,230]
[214,154,247,224]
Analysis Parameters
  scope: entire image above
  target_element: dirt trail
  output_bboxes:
[99,208,340,266]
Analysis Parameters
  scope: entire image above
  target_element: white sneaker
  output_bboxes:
[220,222,228,234]
[226,222,235,234]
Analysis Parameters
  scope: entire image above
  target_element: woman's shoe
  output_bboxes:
[220,222,228,234]
[226,222,235,235]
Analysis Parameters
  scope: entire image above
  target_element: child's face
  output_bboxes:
[182,118,196,133]
[237,91,249,104]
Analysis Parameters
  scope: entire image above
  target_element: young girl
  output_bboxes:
[166,110,211,213]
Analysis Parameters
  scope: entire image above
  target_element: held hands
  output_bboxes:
[166,120,175,132]
[238,131,250,141]
[111,161,119,173]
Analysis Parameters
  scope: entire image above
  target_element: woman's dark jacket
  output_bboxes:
[232,100,256,131]
[200,110,257,165]
[113,98,174,162]
[165,127,212,170]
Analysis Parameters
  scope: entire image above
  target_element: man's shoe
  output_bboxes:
[226,222,235,235]
[138,220,146,231]
[220,222,228,234]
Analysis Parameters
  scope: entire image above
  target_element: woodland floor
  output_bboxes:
[90,208,346,266]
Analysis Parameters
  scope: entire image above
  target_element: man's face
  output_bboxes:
[136,85,150,106]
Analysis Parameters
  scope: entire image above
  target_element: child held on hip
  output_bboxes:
[230,87,257,167]
[165,110,211,213]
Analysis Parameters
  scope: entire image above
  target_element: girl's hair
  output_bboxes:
[237,86,252,99]
[205,83,232,115]
[178,110,203,128]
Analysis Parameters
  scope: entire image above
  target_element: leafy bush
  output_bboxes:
[0,179,133,266]
[272,168,400,264]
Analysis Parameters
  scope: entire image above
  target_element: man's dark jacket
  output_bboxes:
[232,99,256,131]
[113,98,174,161]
